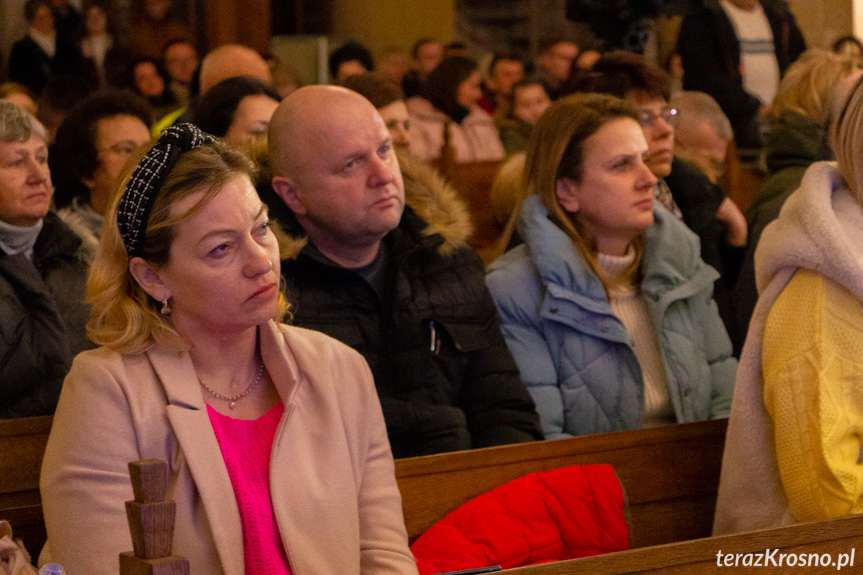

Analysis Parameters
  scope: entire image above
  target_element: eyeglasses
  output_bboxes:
[638,107,676,128]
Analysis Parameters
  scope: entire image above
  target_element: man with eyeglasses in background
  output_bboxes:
[567,51,741,335]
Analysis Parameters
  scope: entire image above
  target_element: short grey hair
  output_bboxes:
[0,100,46,144]
[670,91,733,142]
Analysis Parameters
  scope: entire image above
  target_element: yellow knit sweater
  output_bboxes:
[763,268,863,522]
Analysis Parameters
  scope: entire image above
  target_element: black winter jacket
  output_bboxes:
[0,212,90,418]
[279,156,543,458]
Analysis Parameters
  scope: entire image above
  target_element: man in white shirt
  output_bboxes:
[677,0,806,148]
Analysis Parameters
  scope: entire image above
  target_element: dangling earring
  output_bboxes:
[160,298,171,315]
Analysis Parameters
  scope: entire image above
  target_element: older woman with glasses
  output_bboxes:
[0,100,90,418]
[40,123,417,574]
[52,89,152,257]
[486,93,736,440]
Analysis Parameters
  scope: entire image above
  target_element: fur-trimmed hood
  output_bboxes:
[274,148,472,261]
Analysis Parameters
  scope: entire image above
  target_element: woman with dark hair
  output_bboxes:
[407,55,505,162]
[130,57,179,118]
[52,88,152,258]
[192,75,280,153]
[486,93,736,440]
[79,2,131,88]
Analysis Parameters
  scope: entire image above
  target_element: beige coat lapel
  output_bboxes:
[259,321,302,447]
[147,345,245,575]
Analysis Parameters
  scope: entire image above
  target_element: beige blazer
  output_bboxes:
[40,321,418,575]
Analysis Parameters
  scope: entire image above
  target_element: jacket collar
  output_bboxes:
[518,195,717,309]
[757,161,863,302]
[146,321,301,575]
[33,211,84,265]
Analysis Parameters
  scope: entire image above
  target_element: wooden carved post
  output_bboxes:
[119,459,189,575]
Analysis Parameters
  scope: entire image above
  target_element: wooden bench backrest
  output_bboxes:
[502,514,863,574]
[0,416,52,495]
[395,418,728,548]
[2,416,727,557]
[433,154,505,265]
[0,415,52,557]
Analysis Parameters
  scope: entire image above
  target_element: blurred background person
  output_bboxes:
[670,91,746,243]
[402,38,444,98]
[129,0,192,60]
[328,40,374,85]
[343,72,412,150]
[479,53,524,116]
[163,39,199,106]
[0,100,90,418]
[130,57,179,119]
[666,91,747,322]
[407,55,504,162]
[52,89,152,257]
[497,78,551,155]
[677,0,806,149]
[80,2,130,89]
[192,75,280,154]
[537,37,579,100]
[192,75,285,236]
[154,43,273,134]
[35,75,90,145]
[732,49,861,355]
[9,0,84,97]
[49,0,83,48]
[377,46,410,88]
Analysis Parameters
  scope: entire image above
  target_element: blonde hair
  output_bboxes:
[831,75,863,206]
[772,49,857,126]
[87,139,290,354]
[524,92,643,292]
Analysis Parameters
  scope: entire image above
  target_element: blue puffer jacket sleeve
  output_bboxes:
[487,245,573,440]
[642,207,737,421]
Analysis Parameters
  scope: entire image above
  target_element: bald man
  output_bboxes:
[199,44,271,94]
[268,86,542,458]
[152,44,272,135]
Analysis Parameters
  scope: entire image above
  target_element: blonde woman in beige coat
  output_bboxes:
[39,125,417,575]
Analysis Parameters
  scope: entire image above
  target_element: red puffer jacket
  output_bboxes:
[411,464,629,574]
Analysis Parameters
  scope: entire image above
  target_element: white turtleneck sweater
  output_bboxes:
[597,248,675,427]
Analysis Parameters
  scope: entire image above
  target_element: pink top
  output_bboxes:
[207,401,291,575]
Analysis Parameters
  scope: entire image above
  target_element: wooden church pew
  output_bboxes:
[395,417,728,548]
[503,514,863,574]
[0,415,52,557]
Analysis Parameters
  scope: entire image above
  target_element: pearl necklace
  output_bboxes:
[199,358,264,409]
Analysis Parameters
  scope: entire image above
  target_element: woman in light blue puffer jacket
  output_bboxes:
[486,93,736,440]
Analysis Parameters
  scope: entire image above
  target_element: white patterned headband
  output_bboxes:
[117,123,214,258]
